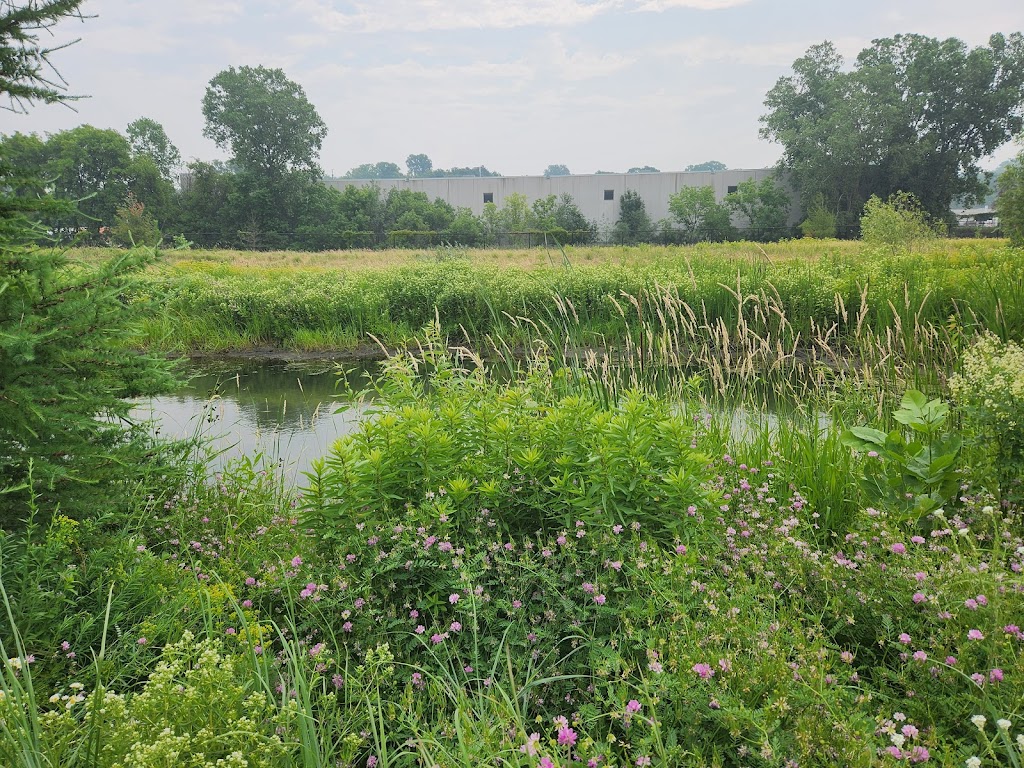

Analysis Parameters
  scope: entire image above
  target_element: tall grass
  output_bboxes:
[129,241,1023,355]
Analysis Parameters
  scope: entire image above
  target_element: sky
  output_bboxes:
[6,0,1024,177]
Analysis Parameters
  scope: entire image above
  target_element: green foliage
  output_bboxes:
[860,192,943,252]
[626,166,660,174]
[0,212,175,523]
[442,165,501,177]
[761,33,1024,226]
[724,177,791,242]
[685,160,727,172]
[0,125,175,243]
[995,143,1024,246]
[841,390,962,522]
[667,185,734,243]
[110,193,161,247]
[0,125,174,243]
[543,164,570,176]
[613,189,655,244]
[133,240,1024,359]
[303,331,715,543]
[950,334,1024,501]
[343,161,404,179]
[0,0,85,113]
[126,117,181,181]
[0,632,298,767]
[202,65,327,179]
[799,195,837,238]
[443,207,487,246]
[405,153,433,177]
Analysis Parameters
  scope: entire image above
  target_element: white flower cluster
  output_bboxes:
[966,713,1024,768]
[951,334,1024,431]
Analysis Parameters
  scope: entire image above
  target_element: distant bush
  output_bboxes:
[860,192,944,252]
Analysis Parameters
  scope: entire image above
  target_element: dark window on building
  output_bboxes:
[603,189,614,201]
[727,185,738,194]
[483,192,494,204]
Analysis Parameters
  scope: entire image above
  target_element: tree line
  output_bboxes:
[0,115,794,249]
[4,31,1024,249]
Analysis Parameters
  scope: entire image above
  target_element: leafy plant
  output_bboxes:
[841,389,961,521]
[860,192,944,253]
[110,192,161,247]
[302,328,716,543]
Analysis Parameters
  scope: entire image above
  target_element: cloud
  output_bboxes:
[173,0,245,26]
[547,34,636,80]
[81,23,181,55]
[290,0,743,34]
[654,37,848,67]
[360,58,536,82]
[634,0,752,10]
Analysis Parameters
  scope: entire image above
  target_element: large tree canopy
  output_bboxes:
[202,65,327,178]
[760,33,1024,228]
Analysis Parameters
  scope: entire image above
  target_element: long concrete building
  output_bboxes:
[327,168,800,231]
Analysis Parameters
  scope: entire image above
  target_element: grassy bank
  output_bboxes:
[2,329,1022,767]
[126,241,1024,404]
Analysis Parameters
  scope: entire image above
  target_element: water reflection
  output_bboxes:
[133,359,379,484]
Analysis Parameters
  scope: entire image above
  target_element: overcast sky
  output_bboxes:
[6,0,1024,176]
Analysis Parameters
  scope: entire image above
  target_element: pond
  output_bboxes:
[134,358,830,487]
[132,359,379,486]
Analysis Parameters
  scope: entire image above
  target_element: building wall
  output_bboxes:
[326,169,800,231]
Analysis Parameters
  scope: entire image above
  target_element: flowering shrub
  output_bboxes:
[950,333,1024,501]
[0,632,296,767]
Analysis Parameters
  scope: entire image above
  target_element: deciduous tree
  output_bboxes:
[613,190,654,244]
[343,161,404,179]
[668,185,733,243]
[685,161,727,172]
[995,143,1024,246]
[724,177,791,242]
[761,33,1024,229]
[203,65,327,179]
[127,117,181,181]
[405,153,434,177]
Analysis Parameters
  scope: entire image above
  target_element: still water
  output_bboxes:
[134,359,827,487]
[133,359,379,485]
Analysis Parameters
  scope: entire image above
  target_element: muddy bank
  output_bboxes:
[180,342,388,363]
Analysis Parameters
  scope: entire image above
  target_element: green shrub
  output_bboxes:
[860,192,944,253]
[110,193,162,248]
[303,329,717,544]
[0,632,297,767]
[799,195,837,238]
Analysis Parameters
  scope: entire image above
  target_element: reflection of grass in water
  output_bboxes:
[155,361,376,487]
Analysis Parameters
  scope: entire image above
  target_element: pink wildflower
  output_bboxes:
[693,662,714,679]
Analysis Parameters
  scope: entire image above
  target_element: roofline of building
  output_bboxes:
[330,168,779,182]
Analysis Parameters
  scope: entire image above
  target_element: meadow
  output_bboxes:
[2,238,1023,767]
[96,240,1020,365]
